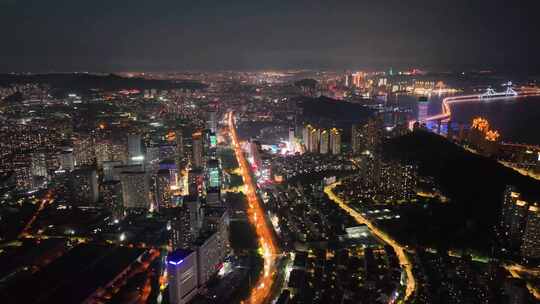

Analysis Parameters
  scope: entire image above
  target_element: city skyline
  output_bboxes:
[2,1,540,303]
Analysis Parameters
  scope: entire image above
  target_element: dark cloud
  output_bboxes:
[0,0,539,72]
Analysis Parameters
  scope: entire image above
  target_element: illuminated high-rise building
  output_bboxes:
[352,72,365,88]
[500,186,537,256]
[31,152,48,178]
[521,204,540,261]
[504,188,529,247]
[197,207,229,286]
[171,195,202,250]
[249,141,262,169]
[145,145,160,172]
[330,128,341,155]
[167,208,229,304]
[154,169,172,210]
[352,116,383,156]
[345,74,353,87]
[58,149,75,172]
[176,129,184,160]
[319,130,329,154]
[188,169,204,196]
[366,116,384,154]
[13,163,33,191]
[309,127,320,153]
[70,168,99,204]
[73,133,95,167]
[288,127,295,150]
[209,132,217,149]
[417,96,429,123]
[191,131,203,169]
[120,170,150,210]
[351,124,365,155]
[167,249,199,304]
[207,159,221,189]
[101,181,123,220]
[207,111,218,133]
[302,125,310,151]
[127,133,144,165]
[94,139,114,168]
[206,188,221,206]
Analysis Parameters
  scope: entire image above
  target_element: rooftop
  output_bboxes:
[167,248,194,265]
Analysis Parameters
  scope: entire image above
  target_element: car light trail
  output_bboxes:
[228,112,280,304]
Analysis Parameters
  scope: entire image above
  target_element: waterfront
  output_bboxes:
[398,95,540,145]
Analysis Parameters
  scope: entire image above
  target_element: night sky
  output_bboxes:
[1,0,539,72]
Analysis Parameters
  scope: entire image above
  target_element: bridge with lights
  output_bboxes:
[411,83,540,129]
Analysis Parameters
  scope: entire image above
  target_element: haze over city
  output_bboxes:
[1,0,540,71]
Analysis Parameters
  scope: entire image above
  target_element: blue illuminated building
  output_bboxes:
[167,249,198,304]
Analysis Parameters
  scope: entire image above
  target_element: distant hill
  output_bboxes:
[0,73,207,93]
[295,96,375,127]
[384,130,540,200]
[381,130,540,251]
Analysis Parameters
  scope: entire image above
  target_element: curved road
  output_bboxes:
[228,112,280,304]
[324,182,416,302]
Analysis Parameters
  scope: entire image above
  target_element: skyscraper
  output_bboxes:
[154,169,172,210]
[94,139,115,168]
[167,249,199,304]
[103,160,123,182]
[302,124,313,152]
[176,129,184,160]
[330,128,341,155]
[417,96,429,123]
[207,159,221,189]
[31,152,48,178]
[320,130,329,154]
[288,127,296,152]
[500,186,536,256]
[521,204,540,262]
[70,168,99,204]
[309,127,320,153]
[101,181,123,220]
[58,149,75,172]
[120,170,150,210]
[351,124,365,155]
[207,111,218,133]
[191,131,203,169]
[366,116,384,155]
[196,208,229,286]
[352,116,383,156]
[73,133,95,167]
[171,195,202,250]
[127,133,144,165]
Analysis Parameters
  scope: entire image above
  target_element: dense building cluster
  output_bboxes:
[1,69,540,304]
[498,186,540,263]
[301,125,342,155]
[412,251,536,303]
